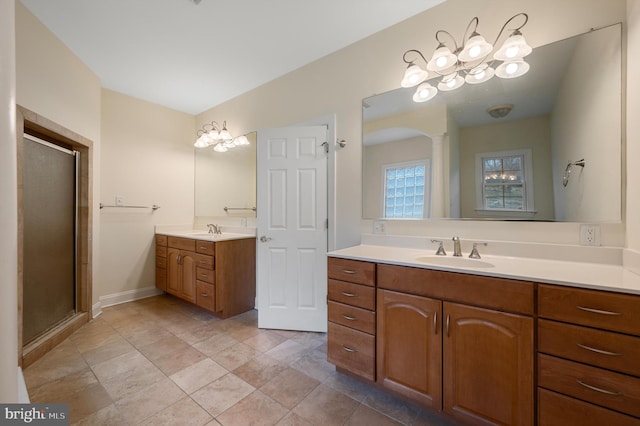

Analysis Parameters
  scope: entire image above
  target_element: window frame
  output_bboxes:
[381,159,431,219]
[474,149,535,216]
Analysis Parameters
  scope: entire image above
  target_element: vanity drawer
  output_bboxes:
[328,279,375,310]
[538,284,640,336]
[539,354,640,418]
[168,236,196,251]
[196,281,215,312]
[156,234,168,246]
[156,256,167,269]
[538,388,639,426]
[539,319,640,376]
[196,267,215,284]
[196,240,215,255]
[328,258,375,287]
[328,301,375,335]
[377,264,534,315]
[328,322,375,381]
[156,245,167,258]
[192,253,214,270]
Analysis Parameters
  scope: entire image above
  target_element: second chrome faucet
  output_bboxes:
[432,237,488,259]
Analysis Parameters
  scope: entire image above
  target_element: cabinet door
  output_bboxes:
[377,289,442,409]
[180,252,197,303]
[166,248,181,296]
[443,302,533,426]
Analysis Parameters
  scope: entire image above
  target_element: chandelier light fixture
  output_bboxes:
[400,13,532,103]
[194,121,250,152]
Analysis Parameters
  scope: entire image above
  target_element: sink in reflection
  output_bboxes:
[415,256,494,268]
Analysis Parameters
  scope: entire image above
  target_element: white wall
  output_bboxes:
[197,0,627,249]
[0,0,18,403]
[99,90,195,302]
[551,25,622,222]
[15,2,102,304]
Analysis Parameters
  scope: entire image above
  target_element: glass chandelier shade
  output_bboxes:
[194,120,250,152]
[400,13,532,103]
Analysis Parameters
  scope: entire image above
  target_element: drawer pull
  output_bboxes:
[576,306,622,316]
[200,293,208,297]
[342,345,357,353]
[199,261,208,265]
[342,315,357,321]
[341,269,357,274]
[576,380,623,396]
[199,246,208,250]
[576,343,621,356]
[341,292,356,297]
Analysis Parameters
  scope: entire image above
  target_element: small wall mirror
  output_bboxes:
[194,131,257,217]
[363,24,622,222]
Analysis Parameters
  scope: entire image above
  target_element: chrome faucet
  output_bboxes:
[452,237,462,257]
[431,239,446,256]
[206,223,221,235]
[469,242,488,259]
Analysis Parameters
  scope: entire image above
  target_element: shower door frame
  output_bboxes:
[16,106,93,368]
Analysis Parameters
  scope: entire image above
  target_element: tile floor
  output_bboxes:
[24,294,456,425]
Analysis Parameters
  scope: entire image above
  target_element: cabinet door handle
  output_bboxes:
[342,345,357,353]
[341,292,356,297]
[342,315,357,321]
[576,306,622,316]
[446,314,450,337]
[434,312,438,335]
[177,255,182,264]
[576,380,623,396]
[576,343,622,356]
[341,269,357,274]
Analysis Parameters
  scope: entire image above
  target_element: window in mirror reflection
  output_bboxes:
[383,160,431,218]
[475,149,534,213]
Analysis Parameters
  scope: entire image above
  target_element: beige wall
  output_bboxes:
[1,0,18,403]
[627,1,640,253]
[551,25,622,222]
[15,1,102,304]
[459,116,554,220]
[99,90,195,300]
[197,0,628,249]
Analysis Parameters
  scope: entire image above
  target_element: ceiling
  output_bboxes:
[20,0,444,115]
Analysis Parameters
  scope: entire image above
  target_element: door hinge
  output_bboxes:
[325,218,329,229]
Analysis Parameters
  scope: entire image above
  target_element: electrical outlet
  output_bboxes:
[579,224,601,246]
[115,195,124,206]
[373,220,386,234]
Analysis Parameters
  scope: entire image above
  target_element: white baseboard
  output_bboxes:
[92,301,103,319]
[98,286,164,311]
[18,367,29,403]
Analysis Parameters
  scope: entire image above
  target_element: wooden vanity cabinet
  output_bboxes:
[155,235,167,291]
[537,284,640,424]
[158,235,256,319]
[376,264,534,426]
[327,258,376,381]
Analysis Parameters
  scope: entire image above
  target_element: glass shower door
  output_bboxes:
[22,134,77,344]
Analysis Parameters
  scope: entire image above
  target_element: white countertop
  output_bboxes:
[328,244,640,295]
[157,229,256,242]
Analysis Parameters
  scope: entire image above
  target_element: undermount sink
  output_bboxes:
[414,256,494,268]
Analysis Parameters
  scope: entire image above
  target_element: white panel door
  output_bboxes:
[257,126,328,332]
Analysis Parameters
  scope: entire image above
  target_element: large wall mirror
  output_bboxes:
[363,24,622,222]
[195,132,257,217]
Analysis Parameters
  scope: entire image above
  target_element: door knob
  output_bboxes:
[260,236,272,242]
